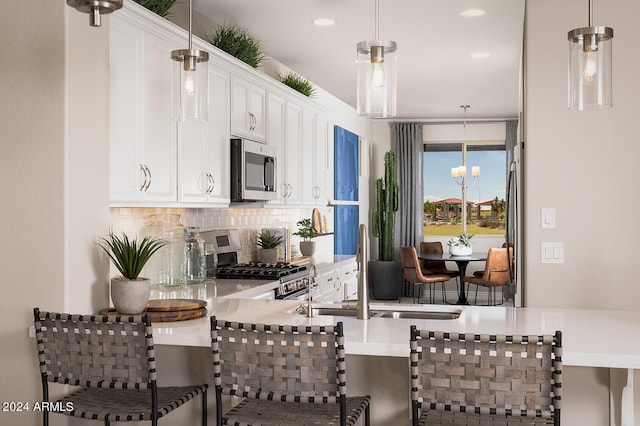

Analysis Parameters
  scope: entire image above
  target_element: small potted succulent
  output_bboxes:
[447,234,474,256]
[256,229,284,264]
[99,231,167,314]
[293,218,318,256]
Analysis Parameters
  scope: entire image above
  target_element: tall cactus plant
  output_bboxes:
[372,151,399,261]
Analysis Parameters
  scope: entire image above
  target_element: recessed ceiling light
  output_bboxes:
[460,9,486,17]
[313,18,336,26]
[470,52,490,59]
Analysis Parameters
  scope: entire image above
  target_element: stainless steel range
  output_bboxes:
[200,229,310,300]
[216,263,310,299]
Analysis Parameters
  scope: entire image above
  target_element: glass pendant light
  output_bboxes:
[66,0,122,27]
[356,0,397,118]
[171,0,209,121]
[568,0,613,111]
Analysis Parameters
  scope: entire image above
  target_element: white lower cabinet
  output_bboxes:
[315,262,358,302]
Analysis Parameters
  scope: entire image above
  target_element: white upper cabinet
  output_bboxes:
[231,75,266,143]
[178,64,231,207]
[283,101,303,205]
[266,92,286,205]
[301,108,329,206]
[110,11,177,204]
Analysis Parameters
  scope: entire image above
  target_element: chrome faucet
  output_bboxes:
[355,224,370,320]
[306,264,317,317]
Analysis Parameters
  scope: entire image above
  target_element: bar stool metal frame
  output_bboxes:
[32,307,208,426]
[409,327,562,425]
[211,316,371,426]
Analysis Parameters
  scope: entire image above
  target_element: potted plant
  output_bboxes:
[256,229,284,264]
[293,218,318,256]
[278,72,316,97]
[369,151,402,300]
[99,231,167,314]
[132,0,177,18]
[207,23,264,68]
[447,234,474,256]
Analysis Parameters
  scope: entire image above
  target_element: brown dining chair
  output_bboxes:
[419,241,460,303]
[464,247,513,305]
[400,246,452,304]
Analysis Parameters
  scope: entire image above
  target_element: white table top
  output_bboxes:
[152,293,640,369]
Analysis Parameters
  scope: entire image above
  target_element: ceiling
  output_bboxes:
[192,0,525,120]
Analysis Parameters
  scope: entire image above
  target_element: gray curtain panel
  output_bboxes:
[391,122,424,260]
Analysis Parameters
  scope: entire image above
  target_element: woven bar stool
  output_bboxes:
[211,317,371,426]
[33,308,208,426]
[409,328,562,425]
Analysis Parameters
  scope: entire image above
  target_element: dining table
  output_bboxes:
[418,252,487,304]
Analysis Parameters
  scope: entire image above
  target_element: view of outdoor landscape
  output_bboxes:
[423,148,506,236]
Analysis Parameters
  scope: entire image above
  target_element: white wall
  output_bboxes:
[0,3,111,425]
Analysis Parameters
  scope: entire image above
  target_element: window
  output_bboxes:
[423,141,506,236]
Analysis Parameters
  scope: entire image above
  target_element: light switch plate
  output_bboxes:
[541,242,564,263]
[541,208,556,229]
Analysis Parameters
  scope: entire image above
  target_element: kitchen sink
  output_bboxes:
[375,310,460,320]
[301,306,461,320]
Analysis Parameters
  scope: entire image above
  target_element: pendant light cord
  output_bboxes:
[374,0,379,40]
[588,0,593,26]
[188,0,193,49]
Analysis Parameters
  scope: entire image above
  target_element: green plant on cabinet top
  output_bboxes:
[207,23,265,68]
[132,0,177,18]
[278,72,316,97]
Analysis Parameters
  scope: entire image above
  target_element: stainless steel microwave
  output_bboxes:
[230,138,277,201]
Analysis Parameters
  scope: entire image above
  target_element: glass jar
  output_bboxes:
[184,227,206,284]
[141,214,186,287]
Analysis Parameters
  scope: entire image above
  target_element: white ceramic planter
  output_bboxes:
[260,248,279,264]
[299,241,316,257]
[110,277,151,314]
[449,245,472,256]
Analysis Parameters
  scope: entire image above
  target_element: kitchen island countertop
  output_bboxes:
[152,296,640,369]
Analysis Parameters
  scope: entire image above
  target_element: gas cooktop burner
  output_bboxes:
[216,263,308,280]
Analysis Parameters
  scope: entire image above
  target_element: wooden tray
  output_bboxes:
[99,299,208,322]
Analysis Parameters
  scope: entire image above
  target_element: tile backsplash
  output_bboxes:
[110,206,334,263]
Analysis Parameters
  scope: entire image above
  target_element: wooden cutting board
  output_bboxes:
[99,299,207,322]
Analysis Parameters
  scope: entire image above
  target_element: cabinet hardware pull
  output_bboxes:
[142,165,152,191]
[139,164,147,191]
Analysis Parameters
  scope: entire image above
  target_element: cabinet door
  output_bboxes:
[206,67,231,205]
[266,92,286,205]
[110,20,143,201]
[313,112,329,205]
[140,32,177,203]
[231,76,266,143]
[284,102,302,204]
[110,15,177,204]
[334,126,359,202]
[178,67,230,206]
[301,109,315,205]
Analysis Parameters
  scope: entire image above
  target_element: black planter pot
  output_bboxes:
[368,260,402,300]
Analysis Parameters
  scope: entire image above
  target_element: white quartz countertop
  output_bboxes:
[152,295,640,370]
